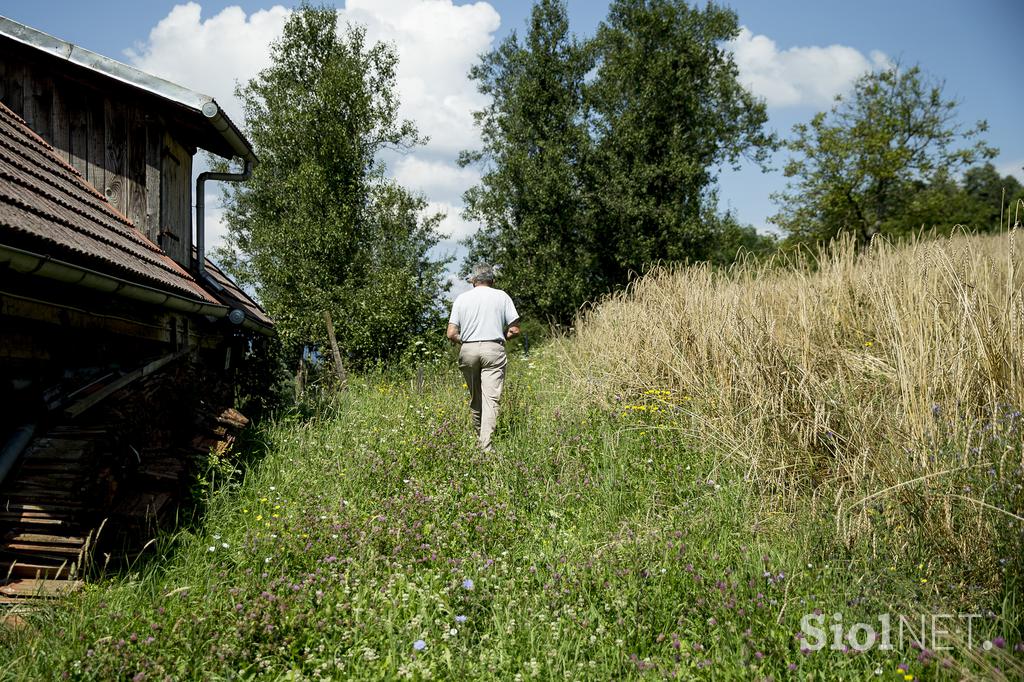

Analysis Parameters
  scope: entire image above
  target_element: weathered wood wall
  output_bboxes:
[0,50,195,269]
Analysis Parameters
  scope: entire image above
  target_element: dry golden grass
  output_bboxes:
[561,230,1023,569]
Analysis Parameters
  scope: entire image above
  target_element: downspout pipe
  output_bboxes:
[196,101,257,291]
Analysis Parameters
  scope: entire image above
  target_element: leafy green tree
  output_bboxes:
[961,163,1024,230]
[771,65,997,244]
[460,0,594,323]
[217,5,448,365]
[587,0,775,284]
[461,0,775,323]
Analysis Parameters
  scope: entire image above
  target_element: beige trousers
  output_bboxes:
[458,341,507,451]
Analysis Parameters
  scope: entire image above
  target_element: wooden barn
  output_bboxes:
[0,16,273,600]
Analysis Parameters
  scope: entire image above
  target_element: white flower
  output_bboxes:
[207,546,216,552]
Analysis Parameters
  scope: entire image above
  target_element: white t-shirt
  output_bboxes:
[448,286,520,343]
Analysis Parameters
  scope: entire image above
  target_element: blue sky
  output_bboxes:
[2,0,1021,264]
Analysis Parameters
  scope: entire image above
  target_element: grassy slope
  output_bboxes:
[1,345,1020,679]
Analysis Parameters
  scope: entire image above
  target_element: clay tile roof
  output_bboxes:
[0,101,218,304]
[194,247,274,330]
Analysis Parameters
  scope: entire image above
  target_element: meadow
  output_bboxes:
[1,231,1022,680]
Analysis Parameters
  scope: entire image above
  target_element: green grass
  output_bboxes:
[1,347,1020,680]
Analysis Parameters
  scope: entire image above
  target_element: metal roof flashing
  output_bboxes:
[0,15,256,164]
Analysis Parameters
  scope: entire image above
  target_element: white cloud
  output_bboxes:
[425,200,480,241]
[127,1,497,157]
[125,3,290,123]
[393,156,481,204]
[126,1,497,259]
[727,27,890,108]
[340,0,500,156]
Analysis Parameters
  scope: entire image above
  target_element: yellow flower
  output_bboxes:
[256,515,263,521]
[904,675,914,681]
[864,341,874,347]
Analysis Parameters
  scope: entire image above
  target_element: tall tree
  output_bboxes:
[217,5,448,364]
[587,0,775,284]
[461,0,775,323]
[771,65,997,244]
[460,0,594,323]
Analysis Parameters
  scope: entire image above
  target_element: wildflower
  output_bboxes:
[413,639,426,651]
[455,615,467,623]
[207,546,216,552]
[462,578,475,591]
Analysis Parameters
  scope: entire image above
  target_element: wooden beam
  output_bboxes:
[126,105,147,228]
[0,292,174,344]
[50,79,71,164]
[0,59,26,118]
[67,84,89,178]
[64,346,192,419]
[103,98,127,212]
[23,71,53,143]
[323,311,347,388]
[144,119,162,243]
[85,93,104,192]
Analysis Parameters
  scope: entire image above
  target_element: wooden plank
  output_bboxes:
[0,503,83,514]
[160,134,189,265]
[3,533,84,546]
[103,98,128,212]
[126,105,147,228]
[1,293,175,343]
[1,563,71,580]
[0,517,67,528]
[1,543,83,557]
[23,71,53,143]
[0,579,83,598]
[67,86,90,178]
[0,59,26,118]
[0,332,51,359]
[64,346,192,419]
[144,120,162,242]
[180,140,194,267]
[50,80,71,163]
[85,93,104,192]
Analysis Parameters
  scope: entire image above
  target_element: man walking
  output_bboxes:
[447,264,520,452]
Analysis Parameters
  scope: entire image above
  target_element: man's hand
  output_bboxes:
[506,324,520,340]
[446,323,461,345]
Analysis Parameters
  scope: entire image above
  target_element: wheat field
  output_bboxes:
[563,230,1024,574]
